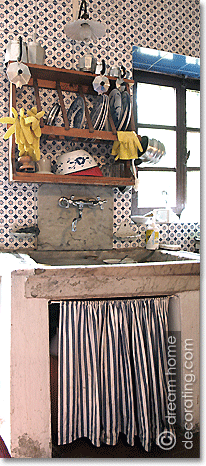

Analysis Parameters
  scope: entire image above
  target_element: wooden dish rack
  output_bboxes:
[8,63,139,187]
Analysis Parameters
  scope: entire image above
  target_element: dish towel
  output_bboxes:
[112,131,143,191]
[58,297,174,452]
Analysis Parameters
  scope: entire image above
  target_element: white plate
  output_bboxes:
[103,259,122,264]
[159,243,181,251]
[103,258,136,264]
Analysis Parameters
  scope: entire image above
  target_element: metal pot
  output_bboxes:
[108,65,130,79]
[78,54,97,73]
[108,66,120,78]
[137,137,166,165]
[5,36,28,64]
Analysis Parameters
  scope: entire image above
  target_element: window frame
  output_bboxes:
[132,69,200,216]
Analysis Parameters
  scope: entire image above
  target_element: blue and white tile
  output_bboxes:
[0,0,200,249]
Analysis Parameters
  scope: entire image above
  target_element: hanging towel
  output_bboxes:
[112,131,143,161]
[58,297,174,452]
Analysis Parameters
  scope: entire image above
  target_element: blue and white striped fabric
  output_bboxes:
[58,297,172,452]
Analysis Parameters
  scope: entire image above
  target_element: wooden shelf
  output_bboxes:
[9,63,136,187]
[41,125,117,141]
[26,63,134,94]
[11,172,134,187]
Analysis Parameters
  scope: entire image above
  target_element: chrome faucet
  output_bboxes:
[58,195,107,232]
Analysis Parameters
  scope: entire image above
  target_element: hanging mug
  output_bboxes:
[4,36,28,64]
[95,59,106,75]
[78,54,97,73]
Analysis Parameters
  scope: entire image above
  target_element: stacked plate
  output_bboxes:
[67,96,85,129]
[89,94,109,131]
[45,103,61,126]
[109,89,131,131]
[109,89,122,128]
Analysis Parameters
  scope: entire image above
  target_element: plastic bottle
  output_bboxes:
[145,212,160,250]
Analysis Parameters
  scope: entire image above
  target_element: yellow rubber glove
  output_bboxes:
[112,131,143,160]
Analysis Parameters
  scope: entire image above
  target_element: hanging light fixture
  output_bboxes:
[27,0,45,65]
[64,0,106,42]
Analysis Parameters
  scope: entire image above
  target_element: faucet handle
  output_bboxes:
[97,198,107,210]
[58,197,70,208]
[58,196,107,231]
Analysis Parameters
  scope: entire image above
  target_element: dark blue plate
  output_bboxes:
[109,89,122,129]
[67,96,85,128]
[117,91,131,131]
[97,95,109,130]
[90,95,105,130]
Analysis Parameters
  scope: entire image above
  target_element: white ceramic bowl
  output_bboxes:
[131,215,150,225]
[56,150,97,174]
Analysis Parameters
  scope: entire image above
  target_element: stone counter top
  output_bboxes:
[1,250,200,299]
[22,260,199,300]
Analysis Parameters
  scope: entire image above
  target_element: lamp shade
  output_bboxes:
[64,19,106,42]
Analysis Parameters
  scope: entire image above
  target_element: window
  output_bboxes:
[132,70,200,219]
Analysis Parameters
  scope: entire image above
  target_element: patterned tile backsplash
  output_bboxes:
[0,0,200,251]
[113,188,200,252]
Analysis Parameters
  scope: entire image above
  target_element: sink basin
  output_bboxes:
[28,247,200,267]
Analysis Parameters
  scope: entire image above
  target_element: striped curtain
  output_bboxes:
[58,297,173,452]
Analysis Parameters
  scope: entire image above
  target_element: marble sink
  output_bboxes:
[28,247,200,267]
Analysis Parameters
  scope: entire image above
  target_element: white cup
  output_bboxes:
[37,155,52,173]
